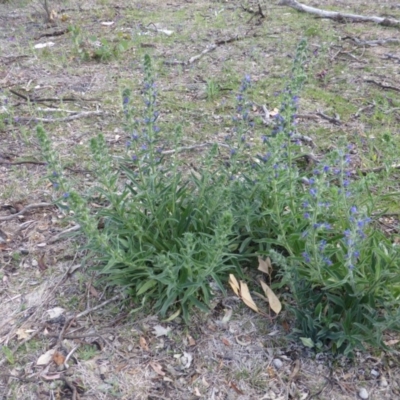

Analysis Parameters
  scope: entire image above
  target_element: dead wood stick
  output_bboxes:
[13,111,104,123]
[47,224,81,244]
[0,202,53,221]
[364,79,400,92]
[164,33,260,66]
[343,36,400,46]
[357,163,400,176]
[161,142,229,155]
[316,111,341,125]
[75,294,121,319]
[278,0,400,27]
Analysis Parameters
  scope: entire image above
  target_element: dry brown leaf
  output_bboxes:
[384,339,400,346]
[15,328,30,340]
[38,255,48,272]
[149,361,165,376]
[289,360,301,381]
[41,373,61,380]
[258,256,272,276]
[239,281,259,313]
[87,283,99,298]
[139,336,149,351]
[229,381,244,395]
[282,320,290,333]
[222,337,231,346]
[187,335,196,346]
[260,280,282,314]
[153,325,171,337]
[37,349,56,365]
[52,351,65,366]
[228,274,240,296]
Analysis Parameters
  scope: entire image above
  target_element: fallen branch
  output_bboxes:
[164,33,260,66]
[0,202,53,221]
[47,224,81,244]
[343,36,400,46]
[357,163,400,176]
[12,110,104,124]
[9,89,100,104]
[161,142,229,155]
[384,53,400,63]
[364,78,400,92]
[316,111,341,125]
[278,0,400,27]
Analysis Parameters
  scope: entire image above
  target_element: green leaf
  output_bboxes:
[300,337,315,348]
[137,280,157,296]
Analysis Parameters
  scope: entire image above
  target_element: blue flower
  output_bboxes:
[302,252,311,263]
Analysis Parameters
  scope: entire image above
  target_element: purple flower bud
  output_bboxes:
[302,252,311,263]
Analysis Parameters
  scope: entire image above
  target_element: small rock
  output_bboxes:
[272,358,283,369]
[31,259,38,267]
[358,388,368,399]
[371,369,380,378]
[379,377,388,388]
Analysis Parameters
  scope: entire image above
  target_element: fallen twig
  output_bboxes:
[0,202,53,221]
[278,0,400,27]
[384,53,400,63]
[161,142,229,155]
[9,89,100,104]
[47,224,81,244]
[75,294,121,319]
[316,111,341,125]
[241,2,265,23]
[12,110,104,124]
[357,163,400,176]
[343,36,400,46]
[364,78,400,92]
[164,33,260,66]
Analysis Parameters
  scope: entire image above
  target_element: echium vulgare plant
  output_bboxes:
[38,54,240,323]
[220,38,400,355]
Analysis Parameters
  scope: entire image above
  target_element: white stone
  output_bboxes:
[272,358,283,369]
[371,369,380,378]
[358,388,369,399]
[379,377,388,387]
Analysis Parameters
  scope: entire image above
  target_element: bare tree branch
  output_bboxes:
[278,0,400,27]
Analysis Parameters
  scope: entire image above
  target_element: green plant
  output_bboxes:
[37,43,400,355]
[68,25,130,62]
[1,346,15,365]
[206,79,220,101]
[37,55,239,322]
[78,344,98,360]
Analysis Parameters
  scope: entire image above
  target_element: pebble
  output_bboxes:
[379,377,388,388]
[272,358,283,369]
[371,369,380,378]
[358,388,369,399]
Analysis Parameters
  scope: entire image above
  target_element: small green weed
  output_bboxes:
[68,24,130,62]
[1,346,15,365]
[78,344,98,361]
